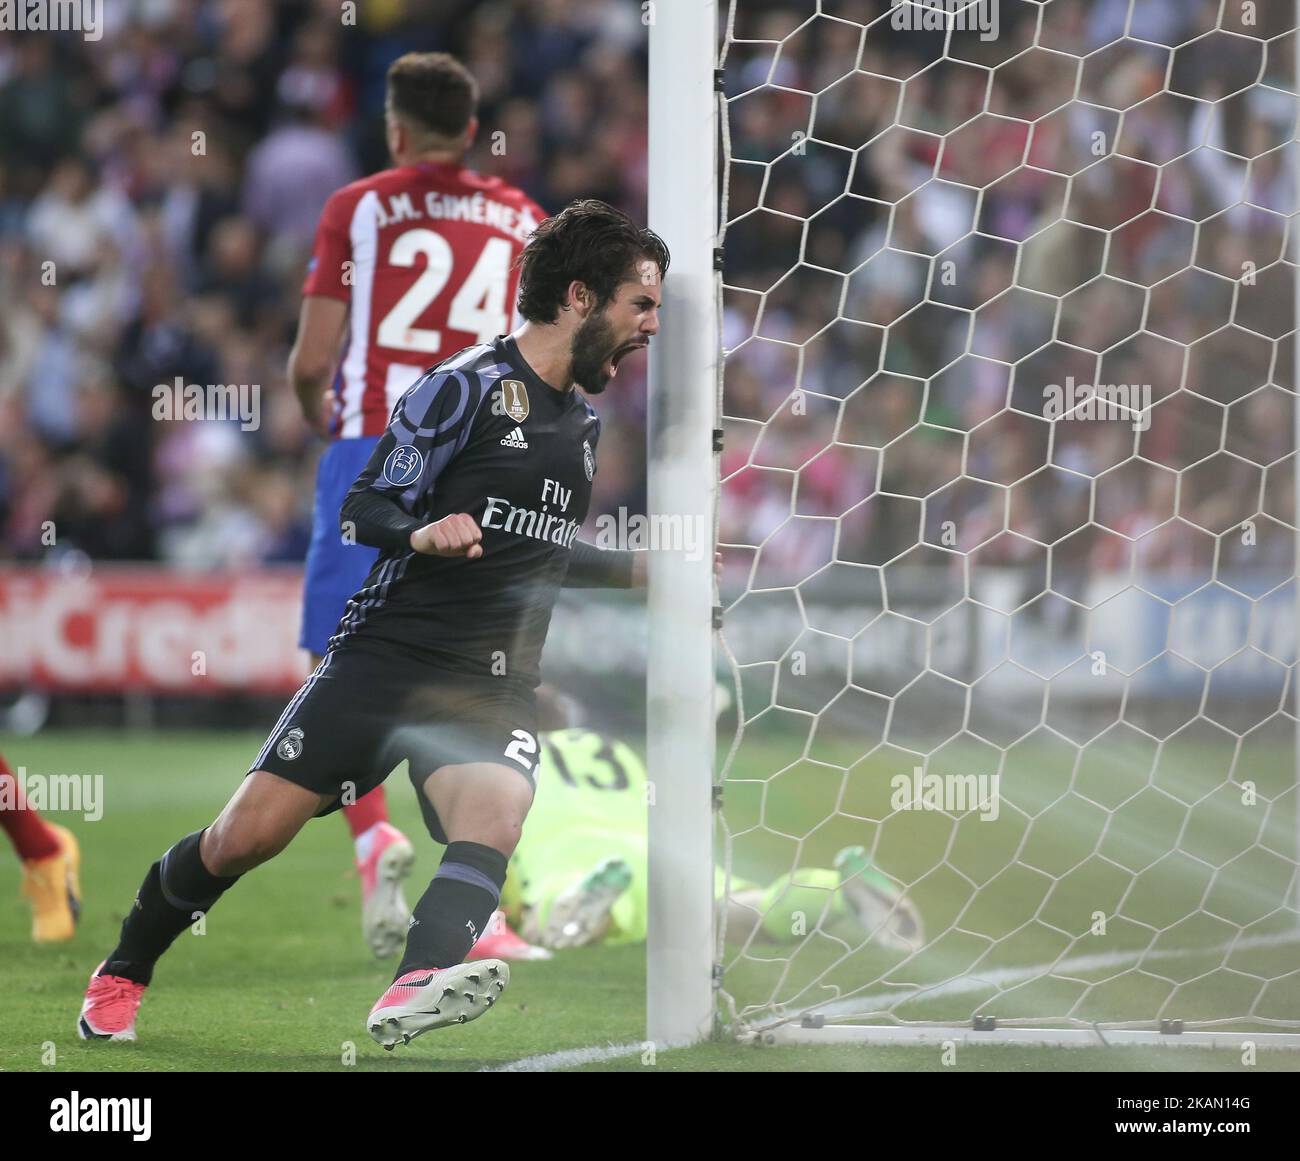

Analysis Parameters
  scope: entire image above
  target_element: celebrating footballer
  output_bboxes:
[78,197,668,1050]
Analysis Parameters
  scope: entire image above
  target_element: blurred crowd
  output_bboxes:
[719,0,1298,592]
[0,0,648,568]
[0,0,1295,597]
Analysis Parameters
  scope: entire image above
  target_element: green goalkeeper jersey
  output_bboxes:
[509,728,650,942]
[507,728,853,946]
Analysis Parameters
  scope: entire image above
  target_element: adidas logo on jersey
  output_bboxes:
[500,426,529,449]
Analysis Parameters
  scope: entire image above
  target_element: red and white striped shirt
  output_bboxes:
[303,161,545,440]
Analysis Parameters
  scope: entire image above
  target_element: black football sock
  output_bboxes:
[396,841,508,978]
[104,830,241,985]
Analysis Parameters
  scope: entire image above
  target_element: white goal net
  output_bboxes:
[712,0,1300,1044]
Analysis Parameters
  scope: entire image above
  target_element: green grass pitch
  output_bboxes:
[0,729,1296,1073]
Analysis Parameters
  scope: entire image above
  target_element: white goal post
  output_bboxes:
[646,0,721,1045]
[647,0,1300,1051]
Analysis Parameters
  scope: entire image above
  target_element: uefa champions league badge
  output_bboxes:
[382,444,424,487]
[277,728,305,761]
[583,440,595,481]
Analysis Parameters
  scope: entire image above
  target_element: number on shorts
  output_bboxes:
[503,728,538,772]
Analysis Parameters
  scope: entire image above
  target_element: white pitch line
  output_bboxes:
[483,1041,646,1072]
[760,929,1300,1028]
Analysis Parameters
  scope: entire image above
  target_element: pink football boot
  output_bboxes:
[467,910,553,961]
[357,822,415,958]
[78,962,146,1042]
[367,960,509,1050]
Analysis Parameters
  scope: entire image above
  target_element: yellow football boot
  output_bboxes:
[21,824,81,942]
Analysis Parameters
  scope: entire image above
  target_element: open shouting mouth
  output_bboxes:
[605,340,648,380]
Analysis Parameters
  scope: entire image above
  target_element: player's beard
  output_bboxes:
[570,309,619,395]
[571,308,646,395]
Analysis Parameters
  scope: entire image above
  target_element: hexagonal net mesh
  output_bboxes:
[714,0,1300,1039]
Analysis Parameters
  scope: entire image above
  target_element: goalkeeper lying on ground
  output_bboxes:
[495,699,924,953]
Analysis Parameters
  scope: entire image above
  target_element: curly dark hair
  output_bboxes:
[386,53,478,140]
[514,199,670,323]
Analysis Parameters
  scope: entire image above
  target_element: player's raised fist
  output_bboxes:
[410,513,483,559]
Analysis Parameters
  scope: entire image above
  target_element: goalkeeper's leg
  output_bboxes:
[522,857,634,949]
[723,854,924,950]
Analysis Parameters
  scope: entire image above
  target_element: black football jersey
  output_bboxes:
[332,335,600,686]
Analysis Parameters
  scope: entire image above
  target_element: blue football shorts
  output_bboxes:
[299,436,382,656]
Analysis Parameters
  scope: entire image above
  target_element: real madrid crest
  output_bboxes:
[582,439,595,482]
[500,379,529,423]
[277,727,305,761]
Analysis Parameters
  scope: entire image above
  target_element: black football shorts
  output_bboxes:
[250,642,540,832]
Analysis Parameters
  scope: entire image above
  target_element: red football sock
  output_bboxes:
[342,784,389,839]
[0,755,62,861]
